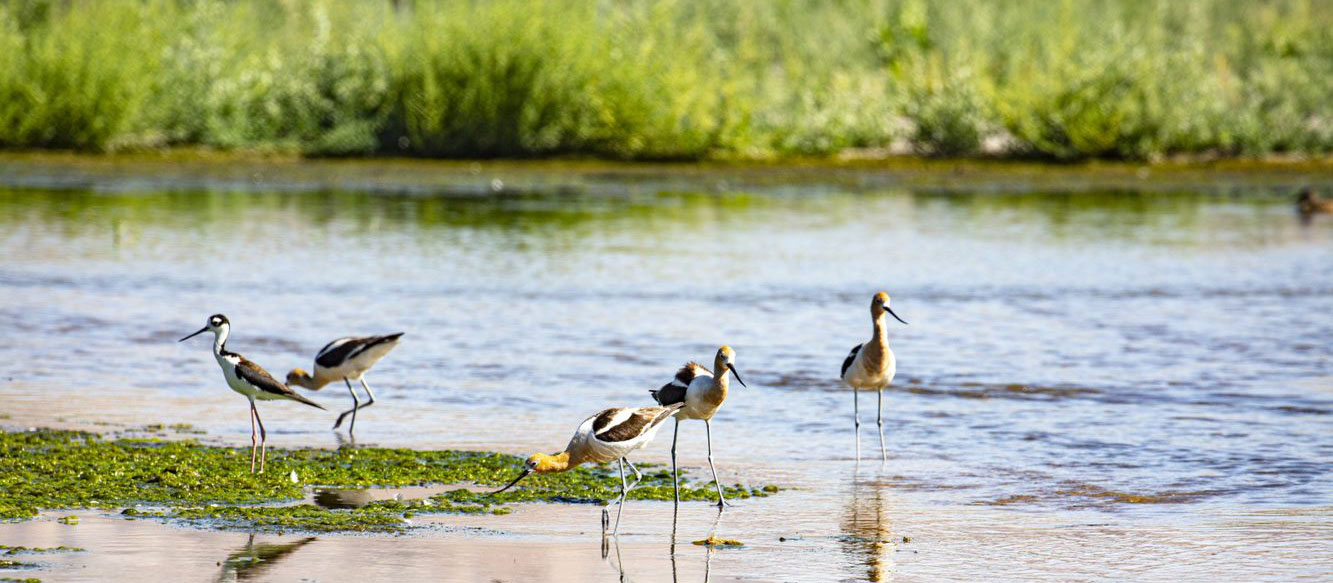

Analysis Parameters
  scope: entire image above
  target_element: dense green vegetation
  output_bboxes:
[0,429,774,532]
[0,0,1328,160]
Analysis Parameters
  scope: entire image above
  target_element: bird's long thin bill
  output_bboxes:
[179,327,208,342]
[727,363,747,387]
[490,469,532,495]
[885,307,908,325]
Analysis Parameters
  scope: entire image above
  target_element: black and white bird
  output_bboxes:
[491,403,684,534]
[1297,186,1333,216]
[650,346,747,508]
[840,292,908,461]
[180,314,324,473]
[286,333,403,436]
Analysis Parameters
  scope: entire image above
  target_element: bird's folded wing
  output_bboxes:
[841,344,862,378]
[592,405,681,443]
[236,358,302,398]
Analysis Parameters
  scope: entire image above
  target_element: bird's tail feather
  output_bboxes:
[288,391,326,410]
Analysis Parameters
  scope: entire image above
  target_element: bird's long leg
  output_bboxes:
[602,458,628,534]
[352,378,377,438]
[853,389,861,462]
[625,459,643,494]
[670,419,681,506]
[613,458,643,535]
[876,389,887,462]
[614,458,628,534]
[333,378,360,432]
[253,402,268,474]
[705,420,731,508]
[359,378,377,408]
[249,401,258,474]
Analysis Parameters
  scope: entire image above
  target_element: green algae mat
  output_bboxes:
[0,429,775,533]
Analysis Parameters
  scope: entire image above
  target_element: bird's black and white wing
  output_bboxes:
[315,333,404,368]
[236,358,325,409]
[591,404,684,443]
[649,362,710,406]
[841,344,862,379]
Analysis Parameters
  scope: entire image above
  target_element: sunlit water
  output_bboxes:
[1,168,1330,582]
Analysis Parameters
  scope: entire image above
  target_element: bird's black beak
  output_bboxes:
[885,307,908,325]
[726,363,747,387]
[179,326,209,342]
[490,468,532,495]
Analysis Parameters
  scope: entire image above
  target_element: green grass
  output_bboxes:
[0,547,84,556]
[0,0,1328,160]
[0,429,776,533]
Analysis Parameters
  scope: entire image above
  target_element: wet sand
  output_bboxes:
[3,401,1330,582]
[3,481,1328,582]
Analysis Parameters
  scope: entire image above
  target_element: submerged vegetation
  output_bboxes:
[0,429,774,533]
[0,0,1328,161]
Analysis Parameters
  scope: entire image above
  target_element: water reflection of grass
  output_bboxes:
[0,158,1313,259]
[0,181,1289,235]
[980,484,1215,509]
[0,186,775,242]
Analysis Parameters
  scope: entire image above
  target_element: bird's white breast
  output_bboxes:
[214,353,259,398]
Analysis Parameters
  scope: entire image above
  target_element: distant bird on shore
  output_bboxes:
[286,333,403,437]
[491,403,684,534]
[180,314,324,473]
[650,346,747,508]
[840,292,908,461]
[1297,187,1333,216]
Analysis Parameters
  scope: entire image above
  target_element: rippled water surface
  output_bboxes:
[1,162,1330,582]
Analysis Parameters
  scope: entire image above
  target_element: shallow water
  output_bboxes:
[1,162,1331,581]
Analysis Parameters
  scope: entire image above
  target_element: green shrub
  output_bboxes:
[0,0,1327,160]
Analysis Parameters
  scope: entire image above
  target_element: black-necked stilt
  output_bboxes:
[840,292,908,461]
[491,403,684,534]
[219,534,316,581]
[180,314,324,473]
[286,333,403,437]
[650,346,747,508]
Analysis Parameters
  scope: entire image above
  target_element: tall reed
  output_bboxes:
[0,0,1327,160]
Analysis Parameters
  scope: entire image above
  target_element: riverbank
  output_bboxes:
[2,151,1332,196]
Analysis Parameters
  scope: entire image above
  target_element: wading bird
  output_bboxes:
[491,403,684,534]
[286,333,404,437]
[649,346,747,508]
[1297,187,1333,216]
[180,314,324,473]
[840,292,908,461]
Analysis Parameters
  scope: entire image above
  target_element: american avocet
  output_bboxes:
[650,346,747,508]
[840,292,907,461]
[286,333,404,436]
[491,403,684,534]
[180,314,324,473]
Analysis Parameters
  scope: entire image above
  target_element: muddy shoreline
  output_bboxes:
[2,151,1331,197]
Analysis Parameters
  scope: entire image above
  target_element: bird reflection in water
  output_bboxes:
[312,488,374,509]
[216,533,317,582]
[664,505,720,583]
[602,533,629,583]
[840,473,895,582]
[334,431,357,449]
